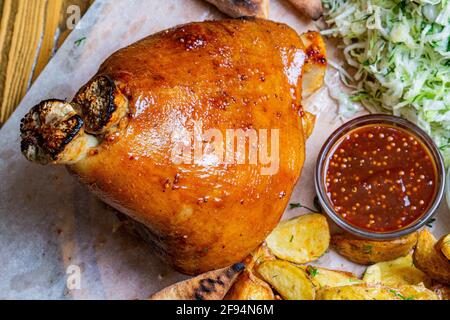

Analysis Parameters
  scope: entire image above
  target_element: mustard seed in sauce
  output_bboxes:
[326,124,437,233]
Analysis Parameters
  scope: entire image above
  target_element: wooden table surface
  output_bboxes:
[0,0,94,127]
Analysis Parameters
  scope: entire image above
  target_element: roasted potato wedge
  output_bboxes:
[317,284,438,300]
[300,31,327,98]
[396,284,439,300]
[205,0,269,18]
[287,0,324,20]
[413,230,450,284]
[149,263,244,300]
[266,214,330,264]
[302,111,316,139]
[225,270,275,300]
[331,232,418,265]
[363,254,430,287]
[316,284,401,300]
[256,260,315,300]
[245,243,276,272]
[303,266,362,289]
[436,234,450,261]
[430,283,450,300]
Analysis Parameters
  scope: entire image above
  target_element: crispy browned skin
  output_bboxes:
[69,19,310,275]
[331,232,418,265]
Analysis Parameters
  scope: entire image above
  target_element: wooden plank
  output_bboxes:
[32,0,94,83]
[0,0,93,126]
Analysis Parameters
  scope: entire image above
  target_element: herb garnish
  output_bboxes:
[426,218,436,228]
[389,290,414,301]
[307,266,319,277]
[362,245,373,254]
[74,37,87,46]
[289,198,322,213]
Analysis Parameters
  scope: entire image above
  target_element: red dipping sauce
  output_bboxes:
[325,124,438,233]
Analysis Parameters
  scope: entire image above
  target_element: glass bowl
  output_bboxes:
[315,115,446,240]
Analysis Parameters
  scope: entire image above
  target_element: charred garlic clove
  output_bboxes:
[73,75,129,135]
[20,100,99,165]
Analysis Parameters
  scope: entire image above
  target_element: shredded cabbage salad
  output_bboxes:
[322,0,450,166]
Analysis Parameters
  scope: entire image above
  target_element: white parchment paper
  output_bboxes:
[0,0,448,299]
